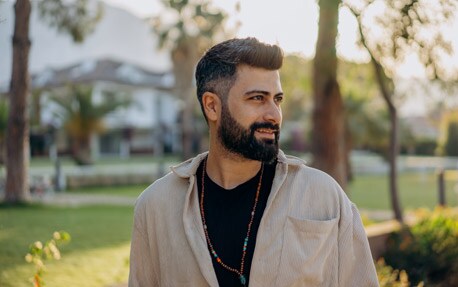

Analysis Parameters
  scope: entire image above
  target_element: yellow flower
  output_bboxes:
[25,253,33,263]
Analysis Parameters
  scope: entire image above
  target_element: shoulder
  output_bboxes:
[134,171,189,216]
[282,154,343,193]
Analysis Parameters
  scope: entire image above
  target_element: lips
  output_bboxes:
[255,128,278,140]
[256,128,276,134]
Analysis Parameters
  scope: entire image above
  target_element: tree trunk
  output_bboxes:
[5,0,32,204]
[344,121,354,183]
[73,136,92,166]
[372,61,404,222]
[312,0,347,190]
[347,4,404,222]
[172,38,200,160]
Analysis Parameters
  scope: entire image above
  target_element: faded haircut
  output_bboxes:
[195,37,284,121]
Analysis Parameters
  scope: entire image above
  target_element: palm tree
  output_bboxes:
[50,85,129,165]
[153,0,232,159]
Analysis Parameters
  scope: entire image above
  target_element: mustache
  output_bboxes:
[250,122,280,132]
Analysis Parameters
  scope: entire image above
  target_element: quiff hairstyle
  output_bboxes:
[195,37,284,120]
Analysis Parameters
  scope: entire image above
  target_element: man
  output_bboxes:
[129,37,379,287]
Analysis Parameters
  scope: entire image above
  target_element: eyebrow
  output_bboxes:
[244,90,284,97]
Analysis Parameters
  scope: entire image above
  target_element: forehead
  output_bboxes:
[231,64,282,94]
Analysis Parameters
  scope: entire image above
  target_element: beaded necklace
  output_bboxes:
[200,158,264,287]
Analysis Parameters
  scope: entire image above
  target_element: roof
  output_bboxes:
[31,58,174,90]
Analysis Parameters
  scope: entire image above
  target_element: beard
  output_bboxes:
[218,103,280,163]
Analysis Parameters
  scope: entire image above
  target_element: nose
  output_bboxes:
[263,99,282,125]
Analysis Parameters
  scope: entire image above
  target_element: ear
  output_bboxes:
[202,92,220,122]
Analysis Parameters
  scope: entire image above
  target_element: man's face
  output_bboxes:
[217,65,283,163]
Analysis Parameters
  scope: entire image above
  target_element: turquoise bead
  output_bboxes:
[240,275,246,285]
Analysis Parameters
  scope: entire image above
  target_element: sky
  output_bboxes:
[104,0,458,80]
[104,0,364,60]
[103,0,458,116]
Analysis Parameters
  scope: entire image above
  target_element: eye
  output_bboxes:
[275,95,284,103]
[250,95,264,101]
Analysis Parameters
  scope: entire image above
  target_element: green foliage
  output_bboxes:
[37,0,103,43]
[279,54,312,121]
[344,0,457,80]
[1,205,133,287]
[344,92,390,153]
[25,231,71,287]
[50,85,130,165]
[444,120,458,156]
[339,61,379,100]
[339,61,392,157]
[153,0,229,51]
[437,111,458,156]
[384,208,458,286]
[401,138,437,156]
[376,258,417,287]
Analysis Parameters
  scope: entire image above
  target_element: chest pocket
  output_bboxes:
[275,216,339,287]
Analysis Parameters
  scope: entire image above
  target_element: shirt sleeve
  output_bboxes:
[338,202,380,286]
[128,202,159,287]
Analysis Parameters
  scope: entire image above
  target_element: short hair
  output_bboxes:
[195,37,284,120]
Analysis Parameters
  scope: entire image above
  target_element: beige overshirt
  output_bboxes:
[129,151,379,287]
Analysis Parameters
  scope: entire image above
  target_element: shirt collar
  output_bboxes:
[170,150,306,179]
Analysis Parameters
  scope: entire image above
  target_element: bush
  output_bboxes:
[376,258,417,287]
[383,208,458,286]
[444,121,458,156]
[413,138,437,156]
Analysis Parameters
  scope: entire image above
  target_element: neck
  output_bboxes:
[205,148,262,190]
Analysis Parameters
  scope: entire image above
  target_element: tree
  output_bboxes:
[344,0,458,222]
[50,85,129,165]
[5,0,33,204]
[444,121,458,156]
[152,0,233,159]
[280,54,313,122]
[340,61,380,181]
[5,0,102,204]
[0,98,8,168]
[438,110,458,156]
[344,93,389,181]
[312,0,347,189]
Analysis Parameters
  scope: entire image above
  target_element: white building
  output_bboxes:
[32,58,181,159]
[0,1,188,159]
[0,0,171,87]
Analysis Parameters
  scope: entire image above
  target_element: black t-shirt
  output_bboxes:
[196,160,276,287]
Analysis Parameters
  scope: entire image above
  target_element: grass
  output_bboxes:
[71,184,149,197]
[0,204,133,287]
[1,168,457,286]
[29,154,179,168]
[69,171,458,211]
[349,172,458,210]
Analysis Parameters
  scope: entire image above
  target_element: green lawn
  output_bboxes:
[1,170,456,286]
[0,205,133,287]
[70,171,458,211]
[349,172,458,210]
[71,184,149,197]
[29,154,179,168]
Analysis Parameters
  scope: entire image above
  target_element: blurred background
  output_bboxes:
[0,0,457,286]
